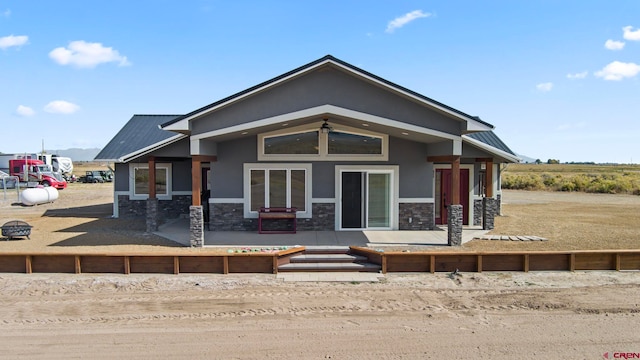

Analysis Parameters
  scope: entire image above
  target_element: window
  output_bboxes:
[328,131,382,155]
[264,131,319,154]
[258,123,387,161]
[129,163,172,199]
[245,163,311,217]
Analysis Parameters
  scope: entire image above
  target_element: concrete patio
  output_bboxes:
[154,218,489,248]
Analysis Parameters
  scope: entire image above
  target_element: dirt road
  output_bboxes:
[0,271,638,359]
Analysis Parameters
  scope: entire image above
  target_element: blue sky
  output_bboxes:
[1,1,639,163]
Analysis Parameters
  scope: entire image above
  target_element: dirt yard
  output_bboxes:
[1,182,639,252]
[0,184,639,358]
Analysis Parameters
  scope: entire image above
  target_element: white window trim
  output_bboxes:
[129,163,173,200]
[335,165,399,231]
[258,122,388,161]
[243,163,313,219]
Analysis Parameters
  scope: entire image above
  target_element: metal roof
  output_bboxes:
[94,115,181,161]
[465,131,516,156]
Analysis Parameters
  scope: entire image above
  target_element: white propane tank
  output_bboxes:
[20,186,59,206]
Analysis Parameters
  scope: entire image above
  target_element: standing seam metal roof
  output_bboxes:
[94,115,181,161]
[466,131,517,156]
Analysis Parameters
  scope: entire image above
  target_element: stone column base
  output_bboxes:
[482,198,497,230]
[190,205,204,247]
[447,204,463,246]
[146,198,159,233]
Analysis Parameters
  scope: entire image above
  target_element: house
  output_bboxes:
[95,55,520,247]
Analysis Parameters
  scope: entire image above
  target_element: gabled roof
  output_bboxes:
[161,55,494,132]
[95,115,184,162]
[464,131,521,163]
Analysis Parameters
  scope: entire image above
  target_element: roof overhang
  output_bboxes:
[115,133,188,163]
[191,104,460,144]
[462,134,521,163]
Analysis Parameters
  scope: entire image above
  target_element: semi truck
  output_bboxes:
[9,159,67,189]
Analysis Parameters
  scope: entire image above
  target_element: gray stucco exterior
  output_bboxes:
[98,55,519,246]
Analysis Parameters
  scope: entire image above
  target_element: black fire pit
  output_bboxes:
[1,220,32,240]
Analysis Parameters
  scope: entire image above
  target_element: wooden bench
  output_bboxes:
[258,207,297,234]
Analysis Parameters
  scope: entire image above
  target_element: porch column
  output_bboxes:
[451,156,460,205]
[448,156,462,246]
[191,157,201,207]
[146,156,159,233]
[189,155,217,247]
[190,156,203,247]
[148,156,156,199]
[485,159,493,198]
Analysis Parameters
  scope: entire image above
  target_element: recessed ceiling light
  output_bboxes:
[241,131,248,135]
[362,123,369,127]
[282,123,288,126]
[401,132,409,136]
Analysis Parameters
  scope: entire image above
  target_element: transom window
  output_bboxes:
[258,122,388,161]
[328,131,382,155]
[264,131,318,154]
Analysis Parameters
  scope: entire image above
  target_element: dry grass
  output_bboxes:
[464,190,640,251]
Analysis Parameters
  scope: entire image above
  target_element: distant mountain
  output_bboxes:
[517,154,539,163]
[45,148,102,162]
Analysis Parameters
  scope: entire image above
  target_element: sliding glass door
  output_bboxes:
[341,170,392,230]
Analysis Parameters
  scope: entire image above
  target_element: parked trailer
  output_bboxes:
[9,159,67,189]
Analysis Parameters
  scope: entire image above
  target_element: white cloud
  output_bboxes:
[604,39,625,50]
[2,9,10,17]
[0,34,28,49]
[44,100,80,114]
[566,71,588,80]
[15,105,35,117]
[594,61,640,81]
[622,26,640,41]
[386,10,431,33]
[49,40,131,68]
[536,82,553,92]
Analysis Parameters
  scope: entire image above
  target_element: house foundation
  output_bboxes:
[399,203,434,230]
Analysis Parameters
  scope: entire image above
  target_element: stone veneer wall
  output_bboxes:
[297,203,335,231]
[447,204,463,246]
[209,203,336,231]
[209,203,255,231]
[473,199,483,226]
[399,203,434,230]
[118,195,191,221]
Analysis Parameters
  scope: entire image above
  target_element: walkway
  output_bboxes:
[155,218,489,248]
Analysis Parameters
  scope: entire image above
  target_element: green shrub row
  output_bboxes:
[502,172,640,195]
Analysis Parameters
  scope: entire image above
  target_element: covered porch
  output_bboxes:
[154,217,489,248]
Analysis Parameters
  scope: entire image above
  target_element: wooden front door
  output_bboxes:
[435,168,469,225]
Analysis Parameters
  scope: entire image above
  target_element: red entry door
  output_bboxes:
[435,169,469,225]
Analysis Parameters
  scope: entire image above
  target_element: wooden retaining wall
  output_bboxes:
[349,248,640,273]
[0,247,305,275]
[0,248,638,275]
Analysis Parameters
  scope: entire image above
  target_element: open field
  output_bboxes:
[502,163,640,194]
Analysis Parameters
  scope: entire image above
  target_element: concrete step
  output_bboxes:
[278,262,382,272]
[289,254,368,263]
[303,246,350,254]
